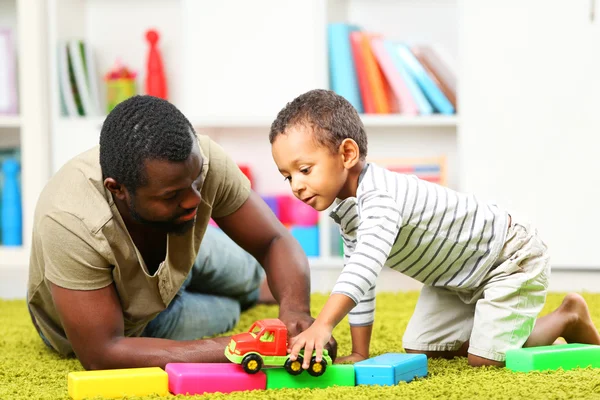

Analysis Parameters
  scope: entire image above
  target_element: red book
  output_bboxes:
[349,31,376,114]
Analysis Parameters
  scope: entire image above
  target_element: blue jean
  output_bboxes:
[142,225,265,340]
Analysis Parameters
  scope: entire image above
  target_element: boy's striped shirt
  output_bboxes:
[330,163,509,326]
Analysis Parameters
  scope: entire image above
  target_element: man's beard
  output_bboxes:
[128,197,196,235]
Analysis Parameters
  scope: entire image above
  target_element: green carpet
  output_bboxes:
[3,293,600,399]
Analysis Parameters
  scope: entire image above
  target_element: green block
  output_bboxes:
[506,343,600,372]
[265,365,355,389]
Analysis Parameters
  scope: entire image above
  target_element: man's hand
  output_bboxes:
[335,352,367,364]
[288,321,333,369]
[279,308,314,338]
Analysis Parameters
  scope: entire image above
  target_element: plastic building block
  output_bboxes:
[225,319,332,376]
[354,353,428,386]
[265,364,355,389]
[262,196,280,220]
[165,363,266,395]
[290,200,319,226]
[290,226,319,257]
[238,165,253,188]
[68,367,168,400]
[277,196,295,225]
[506,343,600,372]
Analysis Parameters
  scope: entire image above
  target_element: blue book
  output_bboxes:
[384,40,433,115]
[1,158,22,246]
[395,43,455,115]
[327,23,363,113]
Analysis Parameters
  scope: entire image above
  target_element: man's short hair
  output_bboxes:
[99,95,196,191]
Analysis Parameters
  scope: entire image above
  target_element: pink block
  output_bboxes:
[277,195,319,226]
[290,200,319,226]
[165,363,266,395]
[277,196,295,225]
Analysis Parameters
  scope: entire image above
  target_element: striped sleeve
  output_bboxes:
[331,190,401,305]
[348,286,376,326]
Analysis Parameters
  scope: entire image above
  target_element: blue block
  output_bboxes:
[262,196,280,220]
[290,225,319,257]
[354,353,427,386]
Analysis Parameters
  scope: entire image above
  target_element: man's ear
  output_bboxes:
[339,138,361,169]
[104,178,127,201]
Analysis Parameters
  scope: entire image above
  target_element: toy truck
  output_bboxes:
[225,319,332,376]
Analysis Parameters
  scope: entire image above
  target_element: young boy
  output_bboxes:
[269,89,600,368]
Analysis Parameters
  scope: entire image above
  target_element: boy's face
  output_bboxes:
[271,124,347,211]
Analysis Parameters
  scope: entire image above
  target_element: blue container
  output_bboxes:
[354,353,428,386]
[2,158,22,246]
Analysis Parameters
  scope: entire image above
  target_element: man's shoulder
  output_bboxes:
[197,134,229,170]
[36,146,113,234]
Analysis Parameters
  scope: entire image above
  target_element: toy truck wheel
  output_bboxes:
[284,355,304,376]
[307,356,327,377]
[241,354,263,374]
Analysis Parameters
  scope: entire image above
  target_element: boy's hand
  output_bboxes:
[288,321,333,369]
[335,352,367,364]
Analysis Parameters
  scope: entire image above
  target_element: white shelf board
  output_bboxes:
[0,115,21,128]
[193,114,459,129]
[361,114,459,128]
[57,116,106,129]
[0,246,28,268]
[309,256,343,269]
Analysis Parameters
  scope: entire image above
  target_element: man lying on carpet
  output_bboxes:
[27,95,336,370]
[270,89,600,369]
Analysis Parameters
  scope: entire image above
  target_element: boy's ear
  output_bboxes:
[104,178,128,201]
[339,138,361,168]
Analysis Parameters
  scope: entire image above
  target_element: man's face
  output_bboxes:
[126,141,204,235]
[271,124,347,212]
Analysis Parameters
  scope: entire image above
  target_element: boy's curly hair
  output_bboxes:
[269,89,368,159]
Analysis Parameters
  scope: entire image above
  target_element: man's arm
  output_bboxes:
[213,191,313,334]
[50,282,231,370]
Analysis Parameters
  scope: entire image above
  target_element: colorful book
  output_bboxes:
[58,41,78,117]
[354,32,392,114]
[369,38,418,116]
[381,38,433,115]
[395,43,455,115]
[68,40,98,116]
[83,41,101,116]
[327,23,363,113]
[349,31,376,114]
[412,45,457,109]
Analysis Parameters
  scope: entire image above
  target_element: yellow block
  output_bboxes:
[68,367,168,400]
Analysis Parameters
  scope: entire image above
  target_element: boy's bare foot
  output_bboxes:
[257,279,277,305]
[559,293,600,345]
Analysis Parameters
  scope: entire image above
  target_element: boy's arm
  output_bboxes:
[215,191,313,334]
[338,324,373,363]
[330,190,400,311]
[289,191,399,364]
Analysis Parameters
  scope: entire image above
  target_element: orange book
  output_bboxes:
[356,32,392,114]
[349,31,376,114]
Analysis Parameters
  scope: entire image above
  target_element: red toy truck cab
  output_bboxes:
[231,319,288,357]
[225,318,332,376]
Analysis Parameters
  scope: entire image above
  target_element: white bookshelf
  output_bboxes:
[45,0,459,271]
[0,246,29,268]
[0,0,49,286]
[0,115,21,128]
